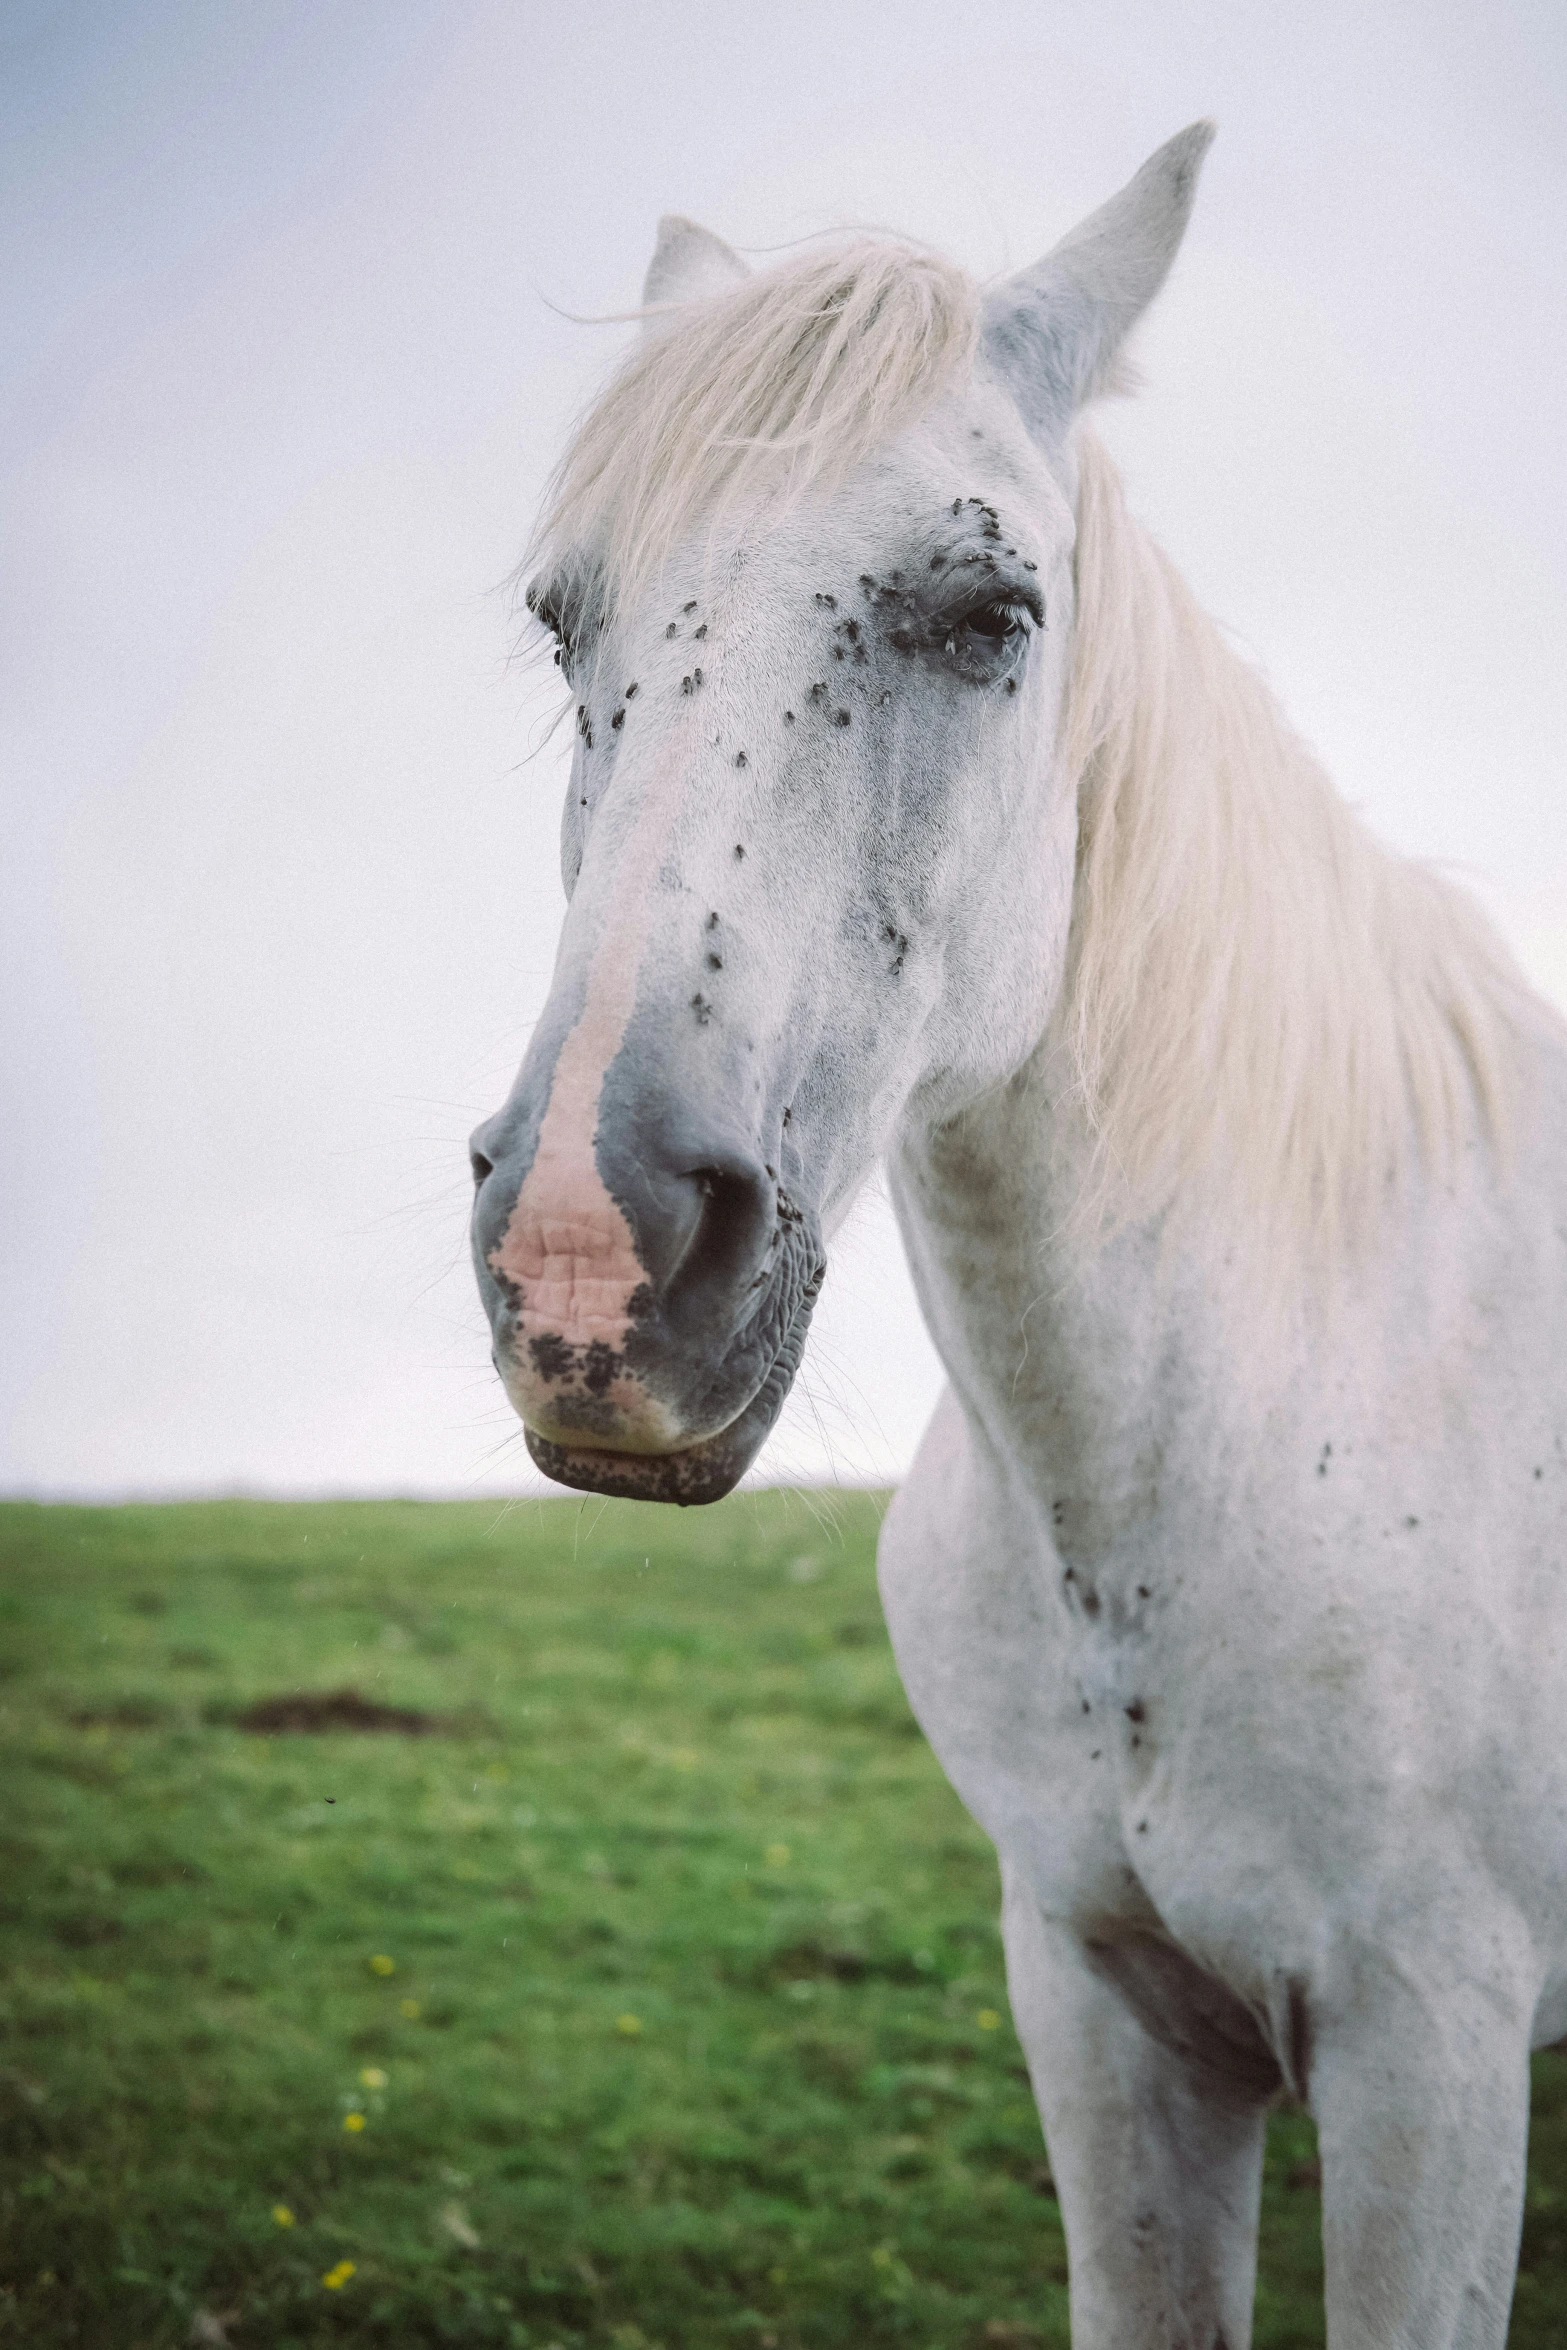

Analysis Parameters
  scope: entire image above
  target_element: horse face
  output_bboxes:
[470,131,1212,1502]
[469,406,1080,1503]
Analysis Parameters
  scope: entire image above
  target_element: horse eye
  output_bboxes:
[964,600,1024,643]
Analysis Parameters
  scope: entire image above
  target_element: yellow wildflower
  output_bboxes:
[764,1843,791,1867]
[321,2259,356,2290]
[399,1998,421,2020]
[359,2067,388,2091]
[343,2111,366,2133]
[977,2007,1002,2031]
[369,1954,395,1976]
[272,2204,295,2228]
[615,2012,643,2036]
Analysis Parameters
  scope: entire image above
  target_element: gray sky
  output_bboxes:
[4,0,1564,1496]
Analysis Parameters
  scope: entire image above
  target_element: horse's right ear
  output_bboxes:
[983,122,1214,437]
[641,216,751,326]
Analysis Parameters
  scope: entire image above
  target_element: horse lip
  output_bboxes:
[524,1423,753,1507]
[521,1269,823,1506]
[522,1371,777,1506]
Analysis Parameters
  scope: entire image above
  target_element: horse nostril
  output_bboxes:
[629,1151,770,1334]
[661,1159,776,1309]
[686,1164,753,1217]
[469,1145,495,1189]
[690,1165,745,1206]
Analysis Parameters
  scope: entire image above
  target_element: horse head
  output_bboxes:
[469,126,1213,1501]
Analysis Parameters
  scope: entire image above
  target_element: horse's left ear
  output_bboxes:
[983,121,1215,436]
[641,216,751,326]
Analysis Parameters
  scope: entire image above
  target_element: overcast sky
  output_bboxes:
[3,0,1564,1498]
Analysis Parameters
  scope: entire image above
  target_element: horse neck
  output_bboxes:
[890,1052,1212,1514]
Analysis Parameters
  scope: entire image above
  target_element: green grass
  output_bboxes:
[1,1494,1565,2349]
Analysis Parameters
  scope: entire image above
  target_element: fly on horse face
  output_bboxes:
[470,125,1567,2347]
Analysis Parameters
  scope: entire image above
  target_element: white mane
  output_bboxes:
[1057,433,1524,1276]
[536,240,1528,1274]
[532,239,979,597]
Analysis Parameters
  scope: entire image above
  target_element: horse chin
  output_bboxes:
[522,1310,813,1506]
[525,1409,764,1507]
[524,1424,751,1506]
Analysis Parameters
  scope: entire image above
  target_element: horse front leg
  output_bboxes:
[1002,1867,1269,2350]
[1308,1946,1533,2349]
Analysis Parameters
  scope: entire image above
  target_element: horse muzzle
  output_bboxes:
[471,1090,825,1506]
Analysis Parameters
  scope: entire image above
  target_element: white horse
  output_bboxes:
[470,125,1567,2346]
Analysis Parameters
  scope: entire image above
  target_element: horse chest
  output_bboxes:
[882,1354,1567,1992]
[879,1389,1198,1935]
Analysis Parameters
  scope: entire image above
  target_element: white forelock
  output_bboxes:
[531,236,979,601]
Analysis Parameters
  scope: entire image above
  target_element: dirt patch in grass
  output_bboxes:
[231,1685,445,1734]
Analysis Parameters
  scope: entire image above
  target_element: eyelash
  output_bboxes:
[947,600,1031,651]
[539,616,573,672]
[525,581,577,676]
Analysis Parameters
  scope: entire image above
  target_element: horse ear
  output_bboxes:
[983,121,1214,436]
[641,216,751,325]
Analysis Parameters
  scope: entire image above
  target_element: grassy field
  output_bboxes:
[2,1494,1566,2349]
